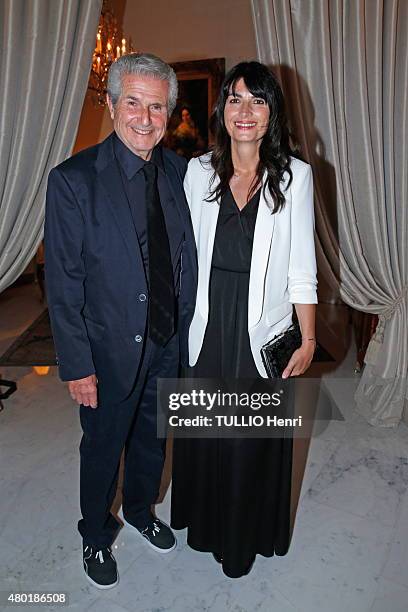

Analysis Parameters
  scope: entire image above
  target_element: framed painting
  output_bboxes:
[164,58,225,160]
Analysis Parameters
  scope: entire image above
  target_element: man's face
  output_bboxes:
[107,73,169,160]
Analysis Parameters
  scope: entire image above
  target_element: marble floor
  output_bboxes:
[1,284,408,612]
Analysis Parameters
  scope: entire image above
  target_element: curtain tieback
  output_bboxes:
[364,284,408,365]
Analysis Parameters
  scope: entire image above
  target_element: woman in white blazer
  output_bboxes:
[171,62,317,578]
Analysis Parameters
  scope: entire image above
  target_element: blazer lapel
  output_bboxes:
[248,172,292,329]
[248,177,276,329]
[164,161,186,219]
[164,159,198,287]
[96,138,144,275]
[196,177,220,319]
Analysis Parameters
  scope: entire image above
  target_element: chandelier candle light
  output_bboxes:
[88,0,133,106]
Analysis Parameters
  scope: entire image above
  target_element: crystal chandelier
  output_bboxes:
[88,0,133,106]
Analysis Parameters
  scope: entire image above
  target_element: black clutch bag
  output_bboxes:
[261,322,302,378]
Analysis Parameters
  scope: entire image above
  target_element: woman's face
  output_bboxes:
[181,109,191,123]
[223,78,270,145]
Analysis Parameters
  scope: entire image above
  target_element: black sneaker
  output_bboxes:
[136,518,176,553]
[83,544,119,589]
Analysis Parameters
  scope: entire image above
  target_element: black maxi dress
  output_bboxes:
[171,186,293,578]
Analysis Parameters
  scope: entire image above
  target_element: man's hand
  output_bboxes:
[282,342,315,379]
[68,375,98,408]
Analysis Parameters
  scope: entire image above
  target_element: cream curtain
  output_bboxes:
[0,0,102,293]
[251,0,408,426]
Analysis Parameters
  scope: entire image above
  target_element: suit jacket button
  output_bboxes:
[134,335,143,343]
[139,293,147,302]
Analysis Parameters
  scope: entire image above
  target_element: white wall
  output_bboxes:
[124,0,257,69]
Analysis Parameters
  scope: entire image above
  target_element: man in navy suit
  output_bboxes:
[44,53,197,589]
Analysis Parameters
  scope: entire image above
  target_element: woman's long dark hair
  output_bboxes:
[206,61,294,213]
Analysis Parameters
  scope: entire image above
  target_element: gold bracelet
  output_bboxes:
[302,337,316,343]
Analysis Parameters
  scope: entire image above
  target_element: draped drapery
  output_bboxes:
[251,0,408,426]
[0,0,102,293]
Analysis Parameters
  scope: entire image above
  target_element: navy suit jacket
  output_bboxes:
[44,132,197,401]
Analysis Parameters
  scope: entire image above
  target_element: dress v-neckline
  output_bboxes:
[228,185,261,213]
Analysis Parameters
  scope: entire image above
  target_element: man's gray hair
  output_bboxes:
[107,52,178,115]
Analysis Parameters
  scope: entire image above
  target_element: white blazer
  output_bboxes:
[184,153,318,377]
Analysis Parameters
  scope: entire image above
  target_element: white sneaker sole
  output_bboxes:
[129,520,177,554]
[84,570,119,590]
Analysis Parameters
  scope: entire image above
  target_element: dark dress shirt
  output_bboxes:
[113,133,184,293]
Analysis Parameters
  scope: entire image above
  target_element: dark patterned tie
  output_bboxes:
[142,162,175,346]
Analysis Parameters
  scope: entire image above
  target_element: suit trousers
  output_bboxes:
[78,333,179,548]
